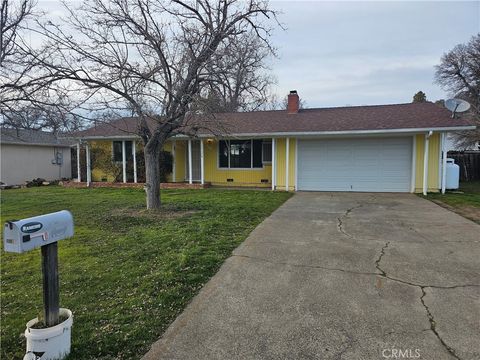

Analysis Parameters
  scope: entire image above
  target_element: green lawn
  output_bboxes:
[421,181,480,223]
[0,187,292,359]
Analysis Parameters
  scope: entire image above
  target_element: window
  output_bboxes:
[262,141,272,163]
[113,141,133,162]
[218,139,266,169]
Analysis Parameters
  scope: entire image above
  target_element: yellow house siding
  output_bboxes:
[414,133,441,193]
[274,138,296,191]
[203,139,272,187]
[173,140,186,182]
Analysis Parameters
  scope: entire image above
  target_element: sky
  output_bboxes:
[36,0,480,109]
[269,1,480,107]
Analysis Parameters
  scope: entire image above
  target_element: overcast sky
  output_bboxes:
[269,1,479,107]
[37,0,480,109]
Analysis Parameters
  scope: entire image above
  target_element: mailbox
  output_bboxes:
[3,210,74,253]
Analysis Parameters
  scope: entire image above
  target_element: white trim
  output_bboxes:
[86,143,91,185]
[76,142,81,182]
[285,137,290,191]
[188,139,193,185]
[122,140,127,183]
[441,133,447,194]
[423,131,432,195]
[200,139,205,185]
[295,138,298,191]
[172,140,176,182]
[133,140,137,183]
[438,134,442,190]
[272,138,276,190]
[410,135,416,193]
[262,140,272,164]
[74,126,476,141]
[216,139,265,170]
[79,127,476,140]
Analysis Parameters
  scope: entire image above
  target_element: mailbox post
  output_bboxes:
[4,210,74,360]
[42,242,60,326]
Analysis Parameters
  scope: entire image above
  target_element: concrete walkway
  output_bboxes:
[143,193,480,360]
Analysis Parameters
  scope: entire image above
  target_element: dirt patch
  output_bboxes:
[431,200,480,224]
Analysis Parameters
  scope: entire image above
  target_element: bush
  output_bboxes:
[134,150,173,183]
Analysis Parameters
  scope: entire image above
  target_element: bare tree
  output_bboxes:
[435,34,480,148]
[26,0,278,209]
[202,31,276,112]
[0,0,84,134]
[0,0,34,65]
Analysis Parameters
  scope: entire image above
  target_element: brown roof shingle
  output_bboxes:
[73,102,474,139]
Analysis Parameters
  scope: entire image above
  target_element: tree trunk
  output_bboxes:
[144,143,161,209]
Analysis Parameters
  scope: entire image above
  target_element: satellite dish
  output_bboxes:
[445,98,471,118]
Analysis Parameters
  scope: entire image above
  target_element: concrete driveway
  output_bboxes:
[143,193,480,360]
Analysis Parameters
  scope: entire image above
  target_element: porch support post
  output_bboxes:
[85,142,91,186]
[133,140,137,183]
[76,142,81,182]
[172,140,176,182]
[188,139,193,184]
[122,140,127,183]
[271,138,276,190]
[441,133,447,194]
[423,131,431,196]
[200,139,205,185]
[285,137,290,191]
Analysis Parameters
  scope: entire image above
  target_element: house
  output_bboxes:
[72,91,475,194]
[0,128,73,185]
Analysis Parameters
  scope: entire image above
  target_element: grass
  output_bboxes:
[421,181,480,223]
[0,186,292,359]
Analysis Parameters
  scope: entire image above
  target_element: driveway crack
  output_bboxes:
[420,287,462,360]
[373,242,470,359]
[337,204,363,239]
[374,242,390,276]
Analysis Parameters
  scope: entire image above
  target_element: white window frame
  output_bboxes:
[262,140,272,164]
[217,139,265,170]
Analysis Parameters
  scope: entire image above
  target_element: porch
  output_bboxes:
[73,137,285,189]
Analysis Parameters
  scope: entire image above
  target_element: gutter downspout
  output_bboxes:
[423,131,433,196]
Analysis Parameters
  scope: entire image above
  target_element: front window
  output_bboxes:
[219,139,267,168]
[113,141,133,162]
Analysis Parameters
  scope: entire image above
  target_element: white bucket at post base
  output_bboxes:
[24,308,73,360]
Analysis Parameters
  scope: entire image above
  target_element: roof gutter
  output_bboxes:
[73,125,476,140]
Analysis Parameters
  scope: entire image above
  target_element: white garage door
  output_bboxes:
[297,137,412,192]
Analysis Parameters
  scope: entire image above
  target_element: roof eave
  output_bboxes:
[73,125,476,140]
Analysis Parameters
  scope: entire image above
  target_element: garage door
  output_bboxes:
[297,137,412,192]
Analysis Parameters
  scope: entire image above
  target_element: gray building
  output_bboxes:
[0,128,73,185]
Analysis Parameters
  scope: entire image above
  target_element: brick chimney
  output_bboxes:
[287,90,299,114]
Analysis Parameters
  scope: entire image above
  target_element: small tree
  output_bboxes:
[412,91,427,103]
[435,34,480,148]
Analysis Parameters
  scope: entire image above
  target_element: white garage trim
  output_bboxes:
[295,138,298,191]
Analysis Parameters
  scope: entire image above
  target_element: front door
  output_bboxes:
[186,140,201,182]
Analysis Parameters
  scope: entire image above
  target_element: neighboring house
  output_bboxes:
[0,128,73,185]
[73,91,475,194]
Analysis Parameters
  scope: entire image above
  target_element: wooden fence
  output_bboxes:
[447,151,480,181]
